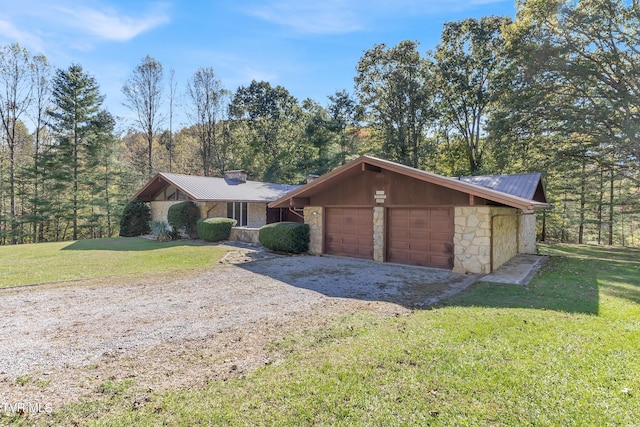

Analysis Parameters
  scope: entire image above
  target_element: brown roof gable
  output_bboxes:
[269,156,551,211]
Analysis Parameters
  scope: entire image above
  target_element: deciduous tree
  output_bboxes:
[355,41,434,168]
[186,67,229,176]
[122,55,164,177]
[430,17,511,174]
[0,43,33,243]
[230,80,303,182]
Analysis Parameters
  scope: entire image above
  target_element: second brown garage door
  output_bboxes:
[387,207,454,268]
[325,208,373,259]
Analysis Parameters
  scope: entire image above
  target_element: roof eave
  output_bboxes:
[131,172,199,202]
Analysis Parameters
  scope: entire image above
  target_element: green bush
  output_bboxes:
[259,222,309,254]
[119,199,151,237]
[168,201,200,239]
[197,218,237,242]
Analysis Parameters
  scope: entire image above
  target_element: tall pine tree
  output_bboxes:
[47,64,105,241]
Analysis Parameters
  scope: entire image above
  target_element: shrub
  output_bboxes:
[119,199,151,237]
[150,220,172,242]
[259,222,309,254]
[168,201,200,239]
[197,218,237,242]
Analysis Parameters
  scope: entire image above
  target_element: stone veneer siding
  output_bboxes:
[304,206,323,255]
[373,207,384,262]
[150,201,181,222]
[454,206,520,274]
[199,202,225,218]
[492,210,519,270]
[246,203,267,228]
[519,211,537,254]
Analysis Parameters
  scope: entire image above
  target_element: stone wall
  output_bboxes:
[229,227,261,245]
[150,201,181,222]
[453,206,520,274]
[492,209,519,270]
[454,206,492,274]
[519,211,537,254]
[373,207,384,262]
[198,202,224,218]
[247,203,267,228]
[304,206,323,255]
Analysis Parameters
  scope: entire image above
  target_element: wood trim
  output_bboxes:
[383,204,457,209]
[321,204,376,208]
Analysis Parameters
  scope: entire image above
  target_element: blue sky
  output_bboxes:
[0,0,516,129]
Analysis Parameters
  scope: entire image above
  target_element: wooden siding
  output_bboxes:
[310,170,477,207]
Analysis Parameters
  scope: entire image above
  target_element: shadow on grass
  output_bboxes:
[437,244,640,315]
[61,237,208,252]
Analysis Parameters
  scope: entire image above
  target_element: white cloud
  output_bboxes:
[0,1,170,50]
[246,0,364,35]
[0,19,44,51]
[246,0,510,34]
[53,3,170,42]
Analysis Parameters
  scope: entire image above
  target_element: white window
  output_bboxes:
[227,202,248,226]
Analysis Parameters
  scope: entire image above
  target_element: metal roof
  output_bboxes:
[458,173,543,201]
[133,172,300,202]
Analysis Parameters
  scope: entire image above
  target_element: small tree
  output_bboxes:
[119,199,151,237]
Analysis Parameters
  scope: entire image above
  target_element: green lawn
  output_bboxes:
[10,243,640,426]
[0,237,229,288]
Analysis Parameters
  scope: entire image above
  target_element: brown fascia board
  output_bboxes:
[131,173,198,202]
[269,155,552,211]
[130,173,163,201]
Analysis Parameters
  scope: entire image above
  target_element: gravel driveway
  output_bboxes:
[0,247,475,413]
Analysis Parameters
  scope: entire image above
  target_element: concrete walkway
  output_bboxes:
[481,254,548,285]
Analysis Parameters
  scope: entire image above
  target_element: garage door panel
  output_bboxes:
[430,231,452,241]
[387,208,453,268]
[325,208,373,259]
[430,254,452,266]
[430,210,451,220]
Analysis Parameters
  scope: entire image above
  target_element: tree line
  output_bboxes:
[0,0,638,246]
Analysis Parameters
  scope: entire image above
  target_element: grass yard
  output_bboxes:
[9,243,640,426]
[0,237,230,288]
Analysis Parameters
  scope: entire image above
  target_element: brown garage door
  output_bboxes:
[387,207,454,268]
[325,208,373,259]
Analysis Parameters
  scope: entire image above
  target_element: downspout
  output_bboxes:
[206,203,218,218]
[489,210,536,273]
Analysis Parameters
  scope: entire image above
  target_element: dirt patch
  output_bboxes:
[0,247,475,418]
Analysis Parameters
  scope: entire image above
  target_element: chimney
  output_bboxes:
[224,170,248,183]
[306,174,320,184]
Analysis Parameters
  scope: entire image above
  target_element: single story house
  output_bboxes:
[132,170,301,228]
[269,156,551,275]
